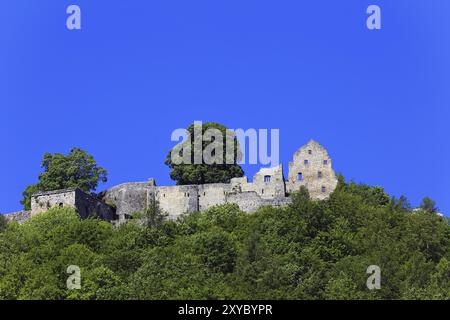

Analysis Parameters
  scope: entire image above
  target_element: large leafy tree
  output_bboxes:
[21,148,108,210]
[165,122,244,185]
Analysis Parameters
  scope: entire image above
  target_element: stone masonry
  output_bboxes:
[102,140,338,221]
[287,140,338,199]
[31,188,116,220]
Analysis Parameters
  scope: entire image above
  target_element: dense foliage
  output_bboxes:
[165,122,244,185]
[0,215,6,233]
[2,179,449,300]
[21,148,108,210]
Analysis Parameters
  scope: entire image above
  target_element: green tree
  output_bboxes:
[66,266,124,300]
[128,246,214,299]
[425,257,450,299]
[21,148,108,210]
[134,196,168,228]
[101,223,146,278]
[193,229,237,273]
[165,122,244,185]
[323,272,366,300]
[0,215,7,232]
[339,181,390,207]
[420,197,438,213]
[20,184,40,212]
[18,265,64,300]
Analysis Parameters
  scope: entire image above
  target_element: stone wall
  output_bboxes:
[98,140,338,219]
[226,191,292,212]
[31,188,116,221]
[4,211,31,224]
[101,182,150,221]
[74,189,116,220]
[31,189,77,216]
[198,183,231,212]
[251,165,286,199]
[155,185,199,220]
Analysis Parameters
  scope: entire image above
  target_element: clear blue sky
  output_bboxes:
[1,1,449,215]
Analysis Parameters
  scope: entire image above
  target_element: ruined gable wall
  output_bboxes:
[287,140,337,199]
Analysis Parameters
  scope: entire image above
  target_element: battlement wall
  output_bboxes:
[198,183,231,212]
[155,185,199,219]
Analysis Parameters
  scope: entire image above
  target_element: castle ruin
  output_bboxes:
[5,140,338,223]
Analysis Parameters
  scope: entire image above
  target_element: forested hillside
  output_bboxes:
[0,178,449,300]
